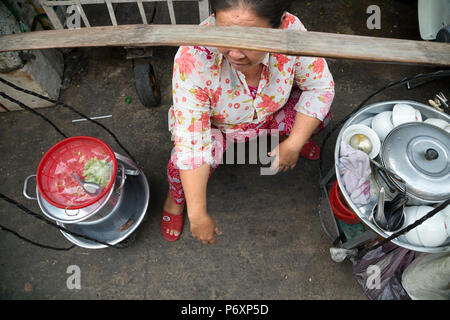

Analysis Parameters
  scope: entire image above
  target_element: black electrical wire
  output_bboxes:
[319,69,450,177]
[318,69,450,254]
[357,198,450,258]
[1,69,449,252]
[0,77,138,165]
[0,92,68,138]
[0,224,75,251]
[0,192,125,249]
[0,2,158,252]
[0,78,141,250]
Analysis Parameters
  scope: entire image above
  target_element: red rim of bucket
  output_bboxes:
[329,180,359,224]
[36,136,117,210]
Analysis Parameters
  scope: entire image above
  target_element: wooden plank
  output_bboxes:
[1,24,449,66]
[38,0,63,30]
[167,0,176,24]
[0,50,62,112]
[136,0,148,24]
[74,0,91,27]
[198,0,209,22]
[105,0,118,26]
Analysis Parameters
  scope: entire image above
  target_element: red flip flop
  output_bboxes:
[300,139,320,161]
[161,210,184,242]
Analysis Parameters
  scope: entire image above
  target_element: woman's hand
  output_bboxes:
[268,112,322,173]
[179,163,221,245]
[190,213,222,245]
[268,138,302,173]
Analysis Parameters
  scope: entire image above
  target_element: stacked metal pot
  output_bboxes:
[23,137,149,249]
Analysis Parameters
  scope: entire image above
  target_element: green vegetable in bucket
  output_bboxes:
[82,157,112,188]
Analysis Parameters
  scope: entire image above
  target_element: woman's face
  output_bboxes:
[215,8,280,73]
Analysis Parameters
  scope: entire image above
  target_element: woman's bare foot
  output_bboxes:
[162,191,185,238]
[163,191,184,215]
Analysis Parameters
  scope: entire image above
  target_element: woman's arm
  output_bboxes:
[285,112,321,152]
[270,112,321,172]
[269,54,334,172]
[170,45,221,244]
[180,163,222,244]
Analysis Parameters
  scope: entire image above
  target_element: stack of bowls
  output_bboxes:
[401,205,449,247]
[371,103,425,142]
[424,118,450,133]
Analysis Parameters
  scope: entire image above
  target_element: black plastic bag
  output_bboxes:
[352,241,416,300]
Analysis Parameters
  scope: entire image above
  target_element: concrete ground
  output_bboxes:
[0,0,449,300]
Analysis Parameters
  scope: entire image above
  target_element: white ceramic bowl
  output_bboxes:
[442,205,450,237]
[444,125,450,134]
[371,111,394,141]
[442,204,450,217]
[360,116,374,127]
[424,118,449,130]
[402,206,422,246]
[342,124,381,159]
[445,215,450,237]
[392,104,422,127]
[415,205,448,247]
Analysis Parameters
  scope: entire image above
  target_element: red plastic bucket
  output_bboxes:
[329,180,359,224]
[36,136,117,210]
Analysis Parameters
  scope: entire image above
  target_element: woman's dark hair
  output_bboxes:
[211,0,293,28]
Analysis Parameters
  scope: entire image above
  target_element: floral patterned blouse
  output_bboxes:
[169,12,335,170]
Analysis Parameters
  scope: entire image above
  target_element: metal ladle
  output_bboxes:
[350,134,407,232]
[372,190,406,232]
[383,193,407,231]
[71,173,103,196]
[373,187,387,228]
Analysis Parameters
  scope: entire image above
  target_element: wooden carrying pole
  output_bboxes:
[1,25,449,66]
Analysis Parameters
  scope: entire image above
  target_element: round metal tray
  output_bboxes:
[335,100,450,253]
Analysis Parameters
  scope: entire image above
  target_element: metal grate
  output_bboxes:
[38,0,210,29]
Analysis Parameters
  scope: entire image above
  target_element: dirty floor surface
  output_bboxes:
[1,0,449,300]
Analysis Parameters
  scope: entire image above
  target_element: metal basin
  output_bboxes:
[335,100,450,253]
[56,153,149,249]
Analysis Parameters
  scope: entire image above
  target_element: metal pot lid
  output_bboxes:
[381,122,450,202]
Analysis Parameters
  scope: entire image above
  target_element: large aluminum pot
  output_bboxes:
[335,100,450,253]
[23,153,149,249]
